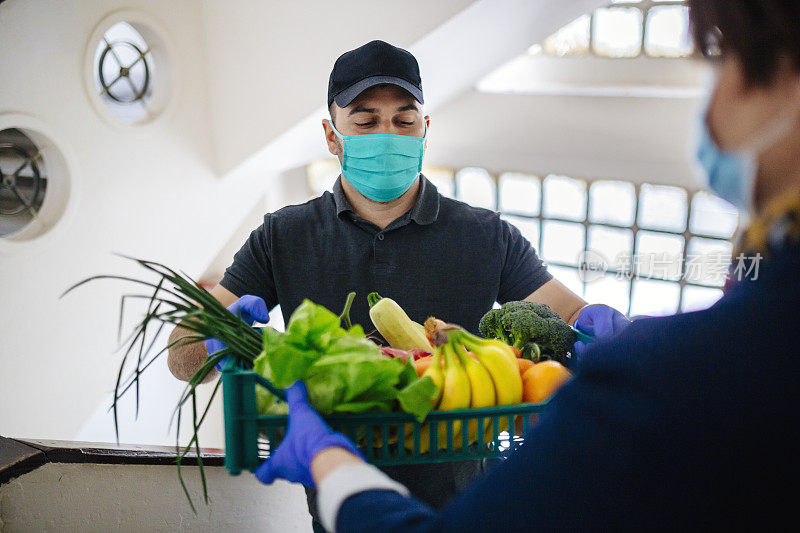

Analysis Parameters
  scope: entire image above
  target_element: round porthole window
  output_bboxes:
[94,22,155,123]
[0,129,46,237]
[85,13,175,126]
[0,117,74,246]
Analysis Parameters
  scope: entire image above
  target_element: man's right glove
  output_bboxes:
[206,294,269,371]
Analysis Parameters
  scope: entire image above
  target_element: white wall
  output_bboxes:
[0,0,233,446]
[0,462,311,532]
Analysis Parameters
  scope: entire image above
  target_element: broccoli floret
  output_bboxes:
[479,301,576,364]
[478,308,510,344]
[496,300,561,320]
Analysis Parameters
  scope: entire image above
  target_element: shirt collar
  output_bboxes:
[333,174,440,226]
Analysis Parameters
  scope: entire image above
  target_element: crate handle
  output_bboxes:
[254,374,287,402]
[222,358,287,401]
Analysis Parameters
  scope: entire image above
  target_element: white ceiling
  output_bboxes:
[200,0,477,175]
[426,89,707,189]
[423,49,713,189]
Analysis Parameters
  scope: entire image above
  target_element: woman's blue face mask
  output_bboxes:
[694,75,799,213]
[331,123,426,203]
[695,117,756,212]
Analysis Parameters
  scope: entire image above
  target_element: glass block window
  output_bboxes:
[689,190,739,238]
[423,166,456,198]
[593,6,644,58]
[543,14,591,56]
[453,170,736,317]
[306,159,340,195]
[637,183,688,232]
[499,173,540,216]
[455,167,495,209]
[543,175,587,221]
[537,0,694,59]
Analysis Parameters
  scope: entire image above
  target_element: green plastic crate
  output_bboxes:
[221,361,550,475]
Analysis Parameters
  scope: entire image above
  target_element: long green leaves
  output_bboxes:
[62,255,263,511]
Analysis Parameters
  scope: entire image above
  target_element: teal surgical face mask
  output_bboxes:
[331,124,426,203]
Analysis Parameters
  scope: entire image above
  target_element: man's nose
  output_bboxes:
[374,120,400,135]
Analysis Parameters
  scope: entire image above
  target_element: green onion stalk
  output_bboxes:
[62,255,265,512]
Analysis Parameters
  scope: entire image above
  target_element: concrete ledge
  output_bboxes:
[0,436,224,485]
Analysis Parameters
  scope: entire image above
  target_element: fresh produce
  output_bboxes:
[479,301,577,364]
[432,319,522,406]
[367,292,432,351]
[453,342,495,444]
[255,299,438,422]
[406,340,471,453]
[419,348,445,407]
[516,358,535,376]
[380,346,431,363]
[403,318,525,453]
[69,258,555,509]
[431,343,471,448]
[412,355,435,377]
[453,343,496,408]
[522,360,572,403]
[65,260,442,510]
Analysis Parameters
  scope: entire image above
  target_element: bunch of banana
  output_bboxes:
[404,318,523,453]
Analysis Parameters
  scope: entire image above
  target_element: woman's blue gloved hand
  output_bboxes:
[206,295,269,371]
[573,304,630,359]
[254,381,364,487]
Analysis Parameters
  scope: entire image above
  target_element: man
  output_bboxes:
[167,40,627,531]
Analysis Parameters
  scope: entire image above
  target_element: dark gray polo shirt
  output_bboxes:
[221,175,551,335]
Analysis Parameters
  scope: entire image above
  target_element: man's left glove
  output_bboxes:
[206,295,269,371]
[573,304,630,358]
[254,381,365,487]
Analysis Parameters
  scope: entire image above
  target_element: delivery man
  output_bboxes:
[166,40,628,531]
[243,1,800,530]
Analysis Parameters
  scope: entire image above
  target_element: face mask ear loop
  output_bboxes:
[330,122,345,140]
[330,122,346,171]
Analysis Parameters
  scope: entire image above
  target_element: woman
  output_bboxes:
[254,1,800,530]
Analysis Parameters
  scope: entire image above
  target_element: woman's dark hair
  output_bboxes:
[689,0,800,85]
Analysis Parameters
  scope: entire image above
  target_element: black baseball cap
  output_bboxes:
[328,40,424,109]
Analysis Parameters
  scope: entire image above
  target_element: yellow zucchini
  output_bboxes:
[367,292,432,351]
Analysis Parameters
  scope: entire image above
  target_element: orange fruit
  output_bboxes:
[517,358,535,376]
[522,360,572,403]
[413,356,434,377]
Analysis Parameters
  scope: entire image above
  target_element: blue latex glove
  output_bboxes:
[573,304,630,359]
[206,294,269,371]
[254,382,365,487]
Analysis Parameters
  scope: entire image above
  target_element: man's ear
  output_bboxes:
[322,119,342,157]
[423,115,431,150]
